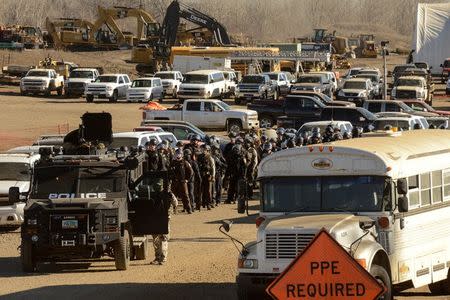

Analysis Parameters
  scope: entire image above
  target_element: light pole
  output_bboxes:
[381,40,389,99]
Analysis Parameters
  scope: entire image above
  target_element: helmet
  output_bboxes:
[201,144,211,152]
[312,127,321,134]
[262,142,272,151]
[147,138,158,146]
[176,141,184,147]
[183,148,192,157]
[162,140,170,146]
[276,127,286,135]
[295,136,304,146]
[228,132,237,138]
[286,128,297,134]
[325,125,334,134]
[175,149,183,160]
[191,134,201,142]
[157,143,166,150]
[232,144,243,155]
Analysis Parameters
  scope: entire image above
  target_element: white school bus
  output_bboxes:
[236,130,450,299]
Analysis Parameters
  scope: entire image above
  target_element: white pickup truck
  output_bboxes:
[20,69,64,96]
[142,99,259,132]
[64,68,100,97]
[154,71,183,99]
[85,74,131,103]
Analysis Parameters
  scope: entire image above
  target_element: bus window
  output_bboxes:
[420,173,431,206]
[444,169,450,201]
[408,175,420,207]
[432,170,443,204]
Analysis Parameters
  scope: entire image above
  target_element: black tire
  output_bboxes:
[234,97,242,105]
[57,86,63,96]
[109,90,118,103]
[21,239,37,272]
[370,264,392,300]
[114,228,131,270]
[134,237,149,260]
[86,95,94,103]
[227,120,242,134]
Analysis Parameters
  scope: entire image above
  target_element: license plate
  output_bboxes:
[62,219,78,229]
[62,240,75,247]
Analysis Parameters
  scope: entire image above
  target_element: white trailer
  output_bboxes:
[412,3,450,74]
[173,55,231,74]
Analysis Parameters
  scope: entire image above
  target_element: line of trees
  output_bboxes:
[0,0,442,46]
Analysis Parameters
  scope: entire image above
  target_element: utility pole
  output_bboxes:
[381,40,389,99]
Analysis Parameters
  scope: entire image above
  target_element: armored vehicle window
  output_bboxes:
[33,167,78,197]
[79,177,122,193]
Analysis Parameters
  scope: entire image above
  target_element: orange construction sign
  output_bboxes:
[266,229,385,300]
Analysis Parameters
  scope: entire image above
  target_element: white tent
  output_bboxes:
[412,2,450,73]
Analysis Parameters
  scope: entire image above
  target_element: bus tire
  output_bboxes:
[370,264,392,300]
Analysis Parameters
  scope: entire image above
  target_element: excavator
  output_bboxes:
[133,0,233,73]
[46,6,160,50]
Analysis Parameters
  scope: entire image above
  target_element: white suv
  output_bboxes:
[85,74,131,103]
[177,70,226,102]
[154,71,183,98]
[109,132,178,149]
[126,77,164,103]
[0,152,40,229]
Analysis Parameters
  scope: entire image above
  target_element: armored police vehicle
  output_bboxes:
[14,112,170,272]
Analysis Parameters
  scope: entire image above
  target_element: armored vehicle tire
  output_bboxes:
[109,90,118,103]
[86,95,94,103]
[21,239,37,272]
[370,264,392,300]
[134,238,149,260]
[114,229,131,270]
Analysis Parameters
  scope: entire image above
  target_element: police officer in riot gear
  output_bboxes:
[197,144,215,210]
[170,149,193,214]
[211,143,227,205]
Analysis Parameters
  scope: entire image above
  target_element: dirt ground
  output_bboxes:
[0,51,449,299]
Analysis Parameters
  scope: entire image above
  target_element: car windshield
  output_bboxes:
[109,137,140,149]
[374,119,410,131]
[132,80,152,88]
[393,65,413,74]
[297,76,321,83]
[70,71,93,78]
[155,73,174,79]
[242,76,264,84]
[396,79,422,86]
[343,81,366,89]
[262,176,390,213]
[216,101,231,111]
[406,102,434,112]
[266,74,278,80]
[184,74,208,84]
[0,163,30,181]
[32,166,123,198]
[27,71,49,77]
[95,76,117,83]
[355,74,379,83]
[415,63,427,69]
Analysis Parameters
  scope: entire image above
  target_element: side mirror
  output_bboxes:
[398,196,409,213]
[397,178,408,194]
[9,187,20,204]
[221,220,233,232]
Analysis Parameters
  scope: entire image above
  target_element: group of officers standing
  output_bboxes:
[143,125,362,264]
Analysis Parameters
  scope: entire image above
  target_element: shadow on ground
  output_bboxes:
[1,282,237,300]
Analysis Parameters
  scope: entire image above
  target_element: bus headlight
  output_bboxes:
[238,258,258,269]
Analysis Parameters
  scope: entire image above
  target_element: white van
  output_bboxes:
[177,70,226,101]
[0,153,40,229]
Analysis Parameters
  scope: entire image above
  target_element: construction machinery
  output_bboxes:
[38,56,78,79]
[134,0,234,73]
[357,34,377,58]
[0,26,24,50]
[46,6,160,50]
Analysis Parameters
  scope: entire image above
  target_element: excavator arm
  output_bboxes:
[159,0,232,48]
